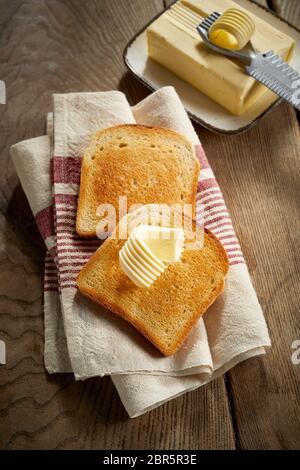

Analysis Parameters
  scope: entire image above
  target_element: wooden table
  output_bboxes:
[0,0,299,450]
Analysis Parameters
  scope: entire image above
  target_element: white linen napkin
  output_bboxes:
[11,87,270,417]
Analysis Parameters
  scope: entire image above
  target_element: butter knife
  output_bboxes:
[197,12,300,111]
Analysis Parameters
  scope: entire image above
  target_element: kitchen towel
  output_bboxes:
[11,86,270,417]
[50,90,214,379]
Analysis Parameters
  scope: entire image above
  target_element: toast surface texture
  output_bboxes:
[76,124,200,237]
[77,205,229,356]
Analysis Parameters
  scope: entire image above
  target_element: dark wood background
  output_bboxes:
[0,0,299,450]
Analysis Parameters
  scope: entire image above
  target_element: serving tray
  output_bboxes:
[124,0,300,134]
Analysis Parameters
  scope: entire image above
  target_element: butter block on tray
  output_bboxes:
[147,0,295,115]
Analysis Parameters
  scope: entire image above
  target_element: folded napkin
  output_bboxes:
[11,86,270,417]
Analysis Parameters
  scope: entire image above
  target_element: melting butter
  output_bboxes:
[119,225,185,288]
[209,8,256,51]
[209,29,239,50]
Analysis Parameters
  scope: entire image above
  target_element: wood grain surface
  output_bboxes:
[0,0,299,450]
[271,0,300,23]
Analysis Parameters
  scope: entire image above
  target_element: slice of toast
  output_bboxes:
[77,205,229,356]
[76,124,200,237]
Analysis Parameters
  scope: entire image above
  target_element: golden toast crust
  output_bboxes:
[76,124,200,238]
[77,205,229,356]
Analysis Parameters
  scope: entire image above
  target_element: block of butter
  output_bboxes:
[147,0,295,115]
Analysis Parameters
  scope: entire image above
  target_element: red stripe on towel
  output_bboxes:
[195,144,210,169]
[35,206,55,240]
[47,143,246,296]
[198,178,219,193]
[52,156,81,184]
[54,193,78,204]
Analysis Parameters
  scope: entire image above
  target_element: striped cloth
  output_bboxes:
[11,87,270,417]
[43,145,244,292]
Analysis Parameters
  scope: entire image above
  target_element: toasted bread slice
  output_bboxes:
[76,124,200,237]
[77,205,229,356]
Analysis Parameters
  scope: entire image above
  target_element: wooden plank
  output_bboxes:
[132,0,300,450]
[0,0,236,450]
[271,0,300,25]
[164,1,268,8]
[163,0,300,448]
[252,0,268,7]
[196,102,300,449]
